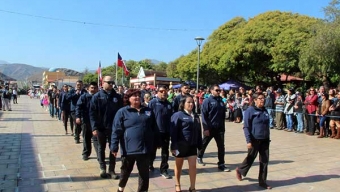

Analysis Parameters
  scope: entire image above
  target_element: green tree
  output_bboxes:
[169,11,318,86]
[299,0,340,89]
[153,62,168,72]
[82,73,97,84]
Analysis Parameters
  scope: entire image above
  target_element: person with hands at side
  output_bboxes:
[148,86,173,178]
[89,76,123,179]
[315,93,330,138]
[111,89,160,192]
[75,82,98,161]
[304,87,319,136]
[67,80,87,144]
[197,84,230,172]
[235,92,272,190]
[170,95,202,192]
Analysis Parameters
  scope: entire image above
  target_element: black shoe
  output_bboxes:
[100,169,108,178]
[149,165,155,172]
[197,158,205,166]
[218,164,231,172]
[75,140,80,144]
[160,171,172,179]
[109,171,119,180]
[82,156,89,161]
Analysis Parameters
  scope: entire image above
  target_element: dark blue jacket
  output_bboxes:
[243,106,270,144]
[170,111,203,150]
[201,95,226,131]
[89,89,123,132]
[76,92,93,123]
[111,106,160,156]
[148,97,173,133]
[172,93,195,113]
[140,89,150,103]
[66,88,87,112]
[60,91,71,111]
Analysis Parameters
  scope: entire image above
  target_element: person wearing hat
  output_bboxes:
[274,88,285,130]
[315,93,330,138]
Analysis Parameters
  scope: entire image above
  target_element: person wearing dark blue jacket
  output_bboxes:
[111,89,159,192]
[172,83,195,113]
[76,82,98,161]
[197,85,230,172]
[236,92,272,190]
[148,86,173,179]
[60,85,74,135]
[66,80,87,143]
[170,95,202,192]
[89,76,123,179]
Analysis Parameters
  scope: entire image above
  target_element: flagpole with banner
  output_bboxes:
[117,52,130,86]
[115,58,118,85]
[97,61,102,87]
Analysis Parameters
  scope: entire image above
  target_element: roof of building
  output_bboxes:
[144,70,167,77]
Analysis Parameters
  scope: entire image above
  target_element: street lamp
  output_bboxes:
[194,36,205,92]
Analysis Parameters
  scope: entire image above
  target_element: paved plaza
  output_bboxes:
[0,95,340,192]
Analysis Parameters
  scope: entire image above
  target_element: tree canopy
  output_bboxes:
[167,11,319,87]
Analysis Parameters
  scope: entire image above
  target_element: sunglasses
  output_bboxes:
[158,90,166,93]
[214,89,221,92]
[104,81,114,85]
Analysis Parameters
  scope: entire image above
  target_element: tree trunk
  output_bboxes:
[322,75,330,91]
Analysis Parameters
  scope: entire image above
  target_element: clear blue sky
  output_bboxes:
[0,0,330,72]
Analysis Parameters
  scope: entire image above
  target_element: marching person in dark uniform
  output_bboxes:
[235,92,272,190]
[148,86,173,178]
[60,84,74,135]
[170,95,203,192]
[76,82,98,161]
[67,80,87,144]
[197,84,230,172]
[111,88,160,192]
[89,76,123,179]
[173,83,194,113]
[140,81,150,103]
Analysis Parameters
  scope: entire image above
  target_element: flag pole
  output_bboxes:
[121,66,124,86]
[98,61,100,87]
[115,58,118,84]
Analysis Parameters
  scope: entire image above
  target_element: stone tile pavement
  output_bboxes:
[0,95,340,192]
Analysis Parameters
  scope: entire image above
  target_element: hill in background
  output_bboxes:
[0,63,48,81]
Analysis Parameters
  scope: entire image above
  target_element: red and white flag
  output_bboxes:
[118,53,130,76]
[97,61,102,86]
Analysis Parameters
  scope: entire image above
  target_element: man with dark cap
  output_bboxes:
[89,76,123,179]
